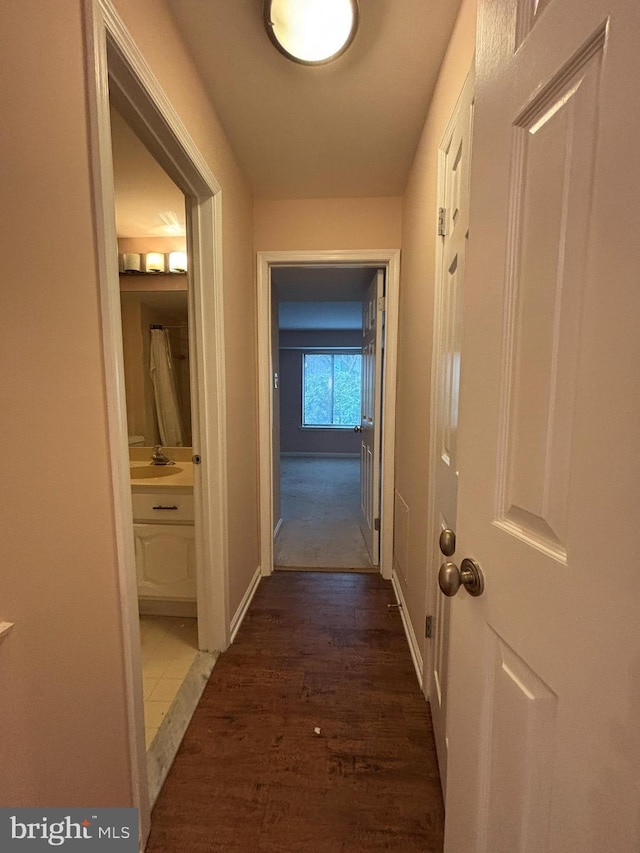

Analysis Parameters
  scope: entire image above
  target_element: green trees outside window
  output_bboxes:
[303,352,361,426]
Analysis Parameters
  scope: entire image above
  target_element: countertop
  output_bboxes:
[129,447,194,491]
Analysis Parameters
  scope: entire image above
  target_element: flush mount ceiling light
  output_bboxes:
[264,0,359,65]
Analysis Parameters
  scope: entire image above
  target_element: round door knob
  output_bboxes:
[439,528,456,557]
[438,558,484,597]
[354,425,362,432]
[438,561,461,596]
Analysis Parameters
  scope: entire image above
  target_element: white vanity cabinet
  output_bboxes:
[132,489,196,603]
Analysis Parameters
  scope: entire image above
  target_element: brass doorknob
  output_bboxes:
[438,558,484,597]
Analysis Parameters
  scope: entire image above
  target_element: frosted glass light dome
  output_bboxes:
[264,0,359,65]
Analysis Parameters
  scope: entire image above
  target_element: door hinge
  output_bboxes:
[377,296,385,311]
[374,517,381,531]
[438,207,446,237]
[425,615,434,639]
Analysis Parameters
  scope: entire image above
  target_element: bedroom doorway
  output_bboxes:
[272,266,382,571]
[257,250,400,581]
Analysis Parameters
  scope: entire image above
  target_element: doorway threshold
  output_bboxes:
[274,565,379,574]
[146,650,217,805]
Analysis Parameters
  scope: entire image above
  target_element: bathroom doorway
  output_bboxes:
[86,5,230,835]
[110,103,206,795]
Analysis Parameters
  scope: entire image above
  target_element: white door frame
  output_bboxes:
[257,249,400,579]
[84,0,230,842]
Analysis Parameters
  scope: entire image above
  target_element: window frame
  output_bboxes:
[301,349,362,429]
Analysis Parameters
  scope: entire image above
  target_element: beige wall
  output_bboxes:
[1,0,256,806]
[393,0,477,667]
[254,197,402,252]
[1,0,131,806]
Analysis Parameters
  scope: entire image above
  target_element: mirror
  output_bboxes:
[120,288,191,447]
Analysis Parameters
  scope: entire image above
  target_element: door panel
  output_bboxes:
[134,523,196,600]
[498,36,603,556]
[444,1,640,850]
[483,631,557,853]
[360,269,384,564]
[429,71,474,789]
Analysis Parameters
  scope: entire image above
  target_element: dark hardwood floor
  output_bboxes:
[146,572,444,852]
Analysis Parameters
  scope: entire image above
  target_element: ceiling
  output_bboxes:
[273,266,374,300]
[110,2,463,232]
[279,302,362,330]
[275,266,373,330]
[110,107,186,238]
[110,2,465,231]
[167,0,463,199]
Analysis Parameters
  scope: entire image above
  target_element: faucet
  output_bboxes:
[151,445,175,466]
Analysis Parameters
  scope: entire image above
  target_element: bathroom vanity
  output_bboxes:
[129,448,196,616]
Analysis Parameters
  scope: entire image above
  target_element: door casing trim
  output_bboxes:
[257,249,400,579]
[84,0,230,842]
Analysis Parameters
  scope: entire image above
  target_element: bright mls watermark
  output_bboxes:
[0,809,138,850]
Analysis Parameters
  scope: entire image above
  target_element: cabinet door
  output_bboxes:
[134,524,196,600]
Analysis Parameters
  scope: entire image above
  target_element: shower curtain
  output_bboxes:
[149,328,184,446]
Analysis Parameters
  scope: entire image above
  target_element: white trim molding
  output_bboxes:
[257,249,400,580]
[392,571,424,688]
[230,567,262,643]
[280,451,359,458]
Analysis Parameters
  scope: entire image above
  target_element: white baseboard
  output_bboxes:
[391,571,423,689]
[280,452,359,458]
[230,565,261,643]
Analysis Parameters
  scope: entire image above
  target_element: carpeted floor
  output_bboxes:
[275,456,373,570]
[146,572,444,852]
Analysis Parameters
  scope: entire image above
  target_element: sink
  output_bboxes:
[130,465,184,480]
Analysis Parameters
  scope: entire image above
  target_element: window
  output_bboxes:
[303,352,361,427]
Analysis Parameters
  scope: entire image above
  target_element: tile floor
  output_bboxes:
[140,615,199,748]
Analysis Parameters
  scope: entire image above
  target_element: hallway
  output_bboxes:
[146,572,444,851]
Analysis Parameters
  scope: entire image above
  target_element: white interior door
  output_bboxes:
[428,70,474,792]
[359,269,384,564]
[445,1,640,851]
